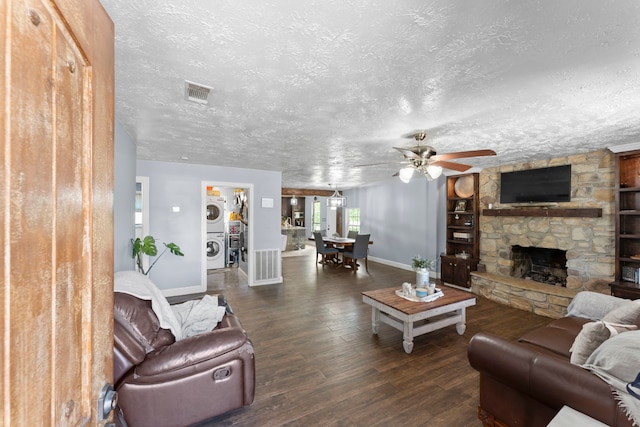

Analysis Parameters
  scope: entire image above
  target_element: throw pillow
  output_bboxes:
[582,330,640,426]
[602,300,640,325]
[583,329,640,385]
[570,321,637,365]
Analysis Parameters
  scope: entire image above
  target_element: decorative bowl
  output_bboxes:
[415,287,428,298]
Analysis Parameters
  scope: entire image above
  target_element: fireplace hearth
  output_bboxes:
[511,245,567,287]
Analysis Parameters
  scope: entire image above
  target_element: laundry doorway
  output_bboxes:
[201,181,253,287]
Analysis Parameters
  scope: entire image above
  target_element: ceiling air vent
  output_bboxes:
[185,81,211,105]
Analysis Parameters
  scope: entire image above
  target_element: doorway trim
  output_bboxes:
[202,181,255,288]
[135,176,150,272]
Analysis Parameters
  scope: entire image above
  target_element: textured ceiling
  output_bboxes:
[99,0,640,190]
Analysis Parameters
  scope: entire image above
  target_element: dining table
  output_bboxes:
[309,235,373,268]
[311,235,374,246]
[322,236,356,248]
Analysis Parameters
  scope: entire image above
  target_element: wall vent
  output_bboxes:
[253,249,281,284]
[184,81,211,104]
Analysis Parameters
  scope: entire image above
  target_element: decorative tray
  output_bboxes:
[395,289,444,303]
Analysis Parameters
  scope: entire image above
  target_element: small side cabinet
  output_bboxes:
[440,255,479,288]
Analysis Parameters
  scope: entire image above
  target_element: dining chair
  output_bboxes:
[342,234,370,271]
[335,231,356,255]
[313,232,339,265]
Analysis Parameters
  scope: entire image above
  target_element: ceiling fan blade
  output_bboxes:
[431,160,472,172]
[430,149,496,162]
[392,171,400,177]
[393,146,421,160]
[353,162,393,168]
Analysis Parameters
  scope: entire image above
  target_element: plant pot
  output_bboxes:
[415,268,430,287]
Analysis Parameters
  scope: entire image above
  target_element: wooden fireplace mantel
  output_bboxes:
[482,208,602,218]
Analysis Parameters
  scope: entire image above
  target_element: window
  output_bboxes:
[347,208,360,233]
[312,200,321,231]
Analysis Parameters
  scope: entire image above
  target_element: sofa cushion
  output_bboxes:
[518,316,590,358]
[569,321,638,365]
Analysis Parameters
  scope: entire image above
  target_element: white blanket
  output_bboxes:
[567,291,629,321]
[114,271,225,341]
[172,295,227,338]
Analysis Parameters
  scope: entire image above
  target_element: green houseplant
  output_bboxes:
[412,255,435,271]
[131,235,184,275]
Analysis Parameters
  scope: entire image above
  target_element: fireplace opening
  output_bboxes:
[511,245,567,287]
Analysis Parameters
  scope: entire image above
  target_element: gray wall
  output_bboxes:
[113,122,137,272]
[343,176,446,273]
[136,160,281,291]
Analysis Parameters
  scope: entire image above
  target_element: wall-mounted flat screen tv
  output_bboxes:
[500,165,571,204]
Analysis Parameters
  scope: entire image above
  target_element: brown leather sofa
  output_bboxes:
[114,292,255,427]
[468,295,639,427]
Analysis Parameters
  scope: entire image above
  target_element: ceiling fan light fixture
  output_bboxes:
[327,184,346,208]
[426,165,443,180]
[399,166,414,183]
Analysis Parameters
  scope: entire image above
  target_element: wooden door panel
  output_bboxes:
[53,14,89,425]
[2,0,114,425]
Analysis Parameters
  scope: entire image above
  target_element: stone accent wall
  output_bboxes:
[472,149,615,316]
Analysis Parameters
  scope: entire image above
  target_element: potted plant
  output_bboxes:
[131,235,184,275]
[412,255,435,286]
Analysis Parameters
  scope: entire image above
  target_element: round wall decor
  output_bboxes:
[454,175,474,198]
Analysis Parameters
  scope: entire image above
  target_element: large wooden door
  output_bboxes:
[1,0,114,425]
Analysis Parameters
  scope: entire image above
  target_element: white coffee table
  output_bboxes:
[362,285,476,353]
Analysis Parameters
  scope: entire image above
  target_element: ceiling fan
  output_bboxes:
[392,131,496,182]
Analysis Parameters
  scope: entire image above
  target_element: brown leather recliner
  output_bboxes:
[114,292,255,427]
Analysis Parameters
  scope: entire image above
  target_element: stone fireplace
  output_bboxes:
[470,150,616,318]
[511,245,567,286]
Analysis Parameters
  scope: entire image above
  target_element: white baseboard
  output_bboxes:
[367,256,440,278]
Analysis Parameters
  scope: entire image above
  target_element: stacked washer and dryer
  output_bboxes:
[205,195,226,269]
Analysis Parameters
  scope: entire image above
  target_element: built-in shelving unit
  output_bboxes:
[441,173,479,288]
[228,220,241,266]
[610,150,640,300]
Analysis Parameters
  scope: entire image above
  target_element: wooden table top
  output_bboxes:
[309,236,374,245]
[362,285,476,315]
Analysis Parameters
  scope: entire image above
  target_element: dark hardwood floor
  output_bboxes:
[197,248,551,426]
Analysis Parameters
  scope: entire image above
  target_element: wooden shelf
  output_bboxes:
[442,173,480,288]
[613,150,640,288]
[482,208,602,218]
[610,281,640,300]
